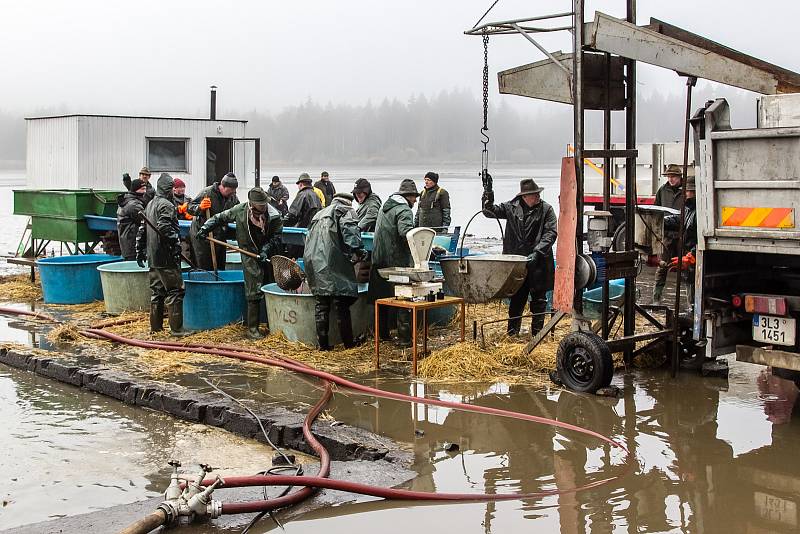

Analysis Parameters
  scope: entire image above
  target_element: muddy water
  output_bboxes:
[4,169,800,532]
[253,363,800,534]
[0,364,281,531]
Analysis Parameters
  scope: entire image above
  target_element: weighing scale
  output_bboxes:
[378,227,442,300]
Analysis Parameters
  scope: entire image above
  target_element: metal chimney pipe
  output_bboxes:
[210,85,217,120]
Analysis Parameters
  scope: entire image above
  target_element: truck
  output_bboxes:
[580,141,694,251]
[693,94,800,378]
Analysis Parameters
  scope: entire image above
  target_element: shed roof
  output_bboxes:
[25,113,247,123]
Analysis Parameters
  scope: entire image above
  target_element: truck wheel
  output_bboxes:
[612,223,626,251]
[557,331,614,393]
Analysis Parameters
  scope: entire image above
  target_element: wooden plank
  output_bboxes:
[589,12,783,95]
[646,18,800,94]
[553,157,577,312]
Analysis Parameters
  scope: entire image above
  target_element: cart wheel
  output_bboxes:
[556,331,613,393]
[612,223,626,252]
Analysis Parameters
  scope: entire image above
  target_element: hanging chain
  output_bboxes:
[480,30,492,192]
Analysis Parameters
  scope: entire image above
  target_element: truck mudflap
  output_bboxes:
[736,345,800,371]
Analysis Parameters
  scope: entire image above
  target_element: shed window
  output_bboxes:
[147,138,188,172]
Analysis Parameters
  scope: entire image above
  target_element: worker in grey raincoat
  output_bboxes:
[197,187,282,339]
[187,173,240,271]
[352,178,382,232]
[135,173,187,336]
[116,178,147,260]
[305,192,366,350]
[369,178,420,344]
[483,178,557,337]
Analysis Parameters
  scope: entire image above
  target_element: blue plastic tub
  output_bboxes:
[183,270,246,330]
[36,254,121,304]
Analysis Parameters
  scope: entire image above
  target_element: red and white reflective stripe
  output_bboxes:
[744,294,787,316]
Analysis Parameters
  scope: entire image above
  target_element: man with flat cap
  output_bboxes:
[284,172,323,258]
[197,187,283,339]
[652,164,685,304]
[483,178,557,337]
[188,172,240,271]
[369,178,421,345]
[305,191,367,350]
[314,170,336,207]
[268,175,290,216]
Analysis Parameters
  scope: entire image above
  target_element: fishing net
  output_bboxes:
[271,255,305,291]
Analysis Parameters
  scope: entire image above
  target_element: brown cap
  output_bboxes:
[662,164,683,177]
[139,166,151,176]
[514,178,544,198]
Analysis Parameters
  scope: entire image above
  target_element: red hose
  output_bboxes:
[0,307,633,515]
[84,328,629,452]
[210,472,618,504]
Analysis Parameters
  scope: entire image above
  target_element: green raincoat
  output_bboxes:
[368,194,415,300]
[304,197,363,298]
[202,202,283,301]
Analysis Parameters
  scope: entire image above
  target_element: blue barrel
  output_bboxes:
[36,254,121,304]
[183,270,245,330]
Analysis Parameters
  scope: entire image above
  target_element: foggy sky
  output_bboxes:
[2,0,799,118]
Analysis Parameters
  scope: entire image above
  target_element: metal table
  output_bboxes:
[374,296,465,376]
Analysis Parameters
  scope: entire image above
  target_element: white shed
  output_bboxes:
[25,114,261,195]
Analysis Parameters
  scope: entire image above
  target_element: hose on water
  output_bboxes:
[0,306,633,529]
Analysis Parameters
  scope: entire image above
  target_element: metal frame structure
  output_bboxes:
[466,1,800,379]
[466,1,644,360]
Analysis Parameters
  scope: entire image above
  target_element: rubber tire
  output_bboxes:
[556,331,614,393]
[611,223,626,252]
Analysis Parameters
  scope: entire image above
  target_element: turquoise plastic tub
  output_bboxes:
[97,261,150,313]
[261,283,369,345]
[36,254,121,304]
[182,271,246,330]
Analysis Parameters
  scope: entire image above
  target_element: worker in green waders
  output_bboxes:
[196,187,283,339]
[304,192,367,350]
[135,173,187,336]
[368,178,420,345]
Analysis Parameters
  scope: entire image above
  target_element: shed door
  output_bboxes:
[233,138,261,189]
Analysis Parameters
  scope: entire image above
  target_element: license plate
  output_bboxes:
[753,314,796,346]
[755,491,797,527]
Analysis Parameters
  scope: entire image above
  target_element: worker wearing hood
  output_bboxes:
[135,173,187,336]
[304,192,366,350]
[352,178,382,232]
[368,179,420,344]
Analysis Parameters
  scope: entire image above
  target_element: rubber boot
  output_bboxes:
[316,320,332,351]
[652,285,664,306]
[530,297,547,338]
[246,301,264,340]
[167,302,190,337]
[336,302,356,349]
[150,301,164,333]
[396,310,412,348]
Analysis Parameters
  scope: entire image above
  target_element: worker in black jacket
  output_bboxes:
[116,179,147,260]
[123,166,155,204]
[314,170,336,206]
[483,178,557,337]
[135,173,187,336]
[187,173,239,270]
